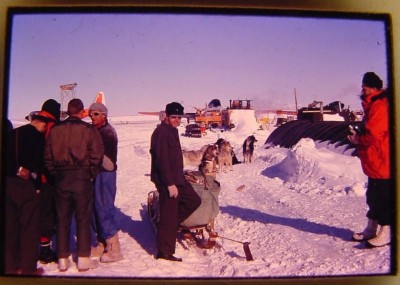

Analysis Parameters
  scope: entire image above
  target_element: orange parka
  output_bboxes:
[357,90,390,179]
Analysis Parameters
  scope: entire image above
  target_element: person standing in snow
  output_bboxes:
[36,99,61,264]
[44,98,104,271]
[88,102,123,263]
[150,102,201,262]
[5,111,51,275]
[349,72,394,247]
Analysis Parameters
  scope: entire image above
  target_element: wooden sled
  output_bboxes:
[179,221,218,249]
[147,171,221,249]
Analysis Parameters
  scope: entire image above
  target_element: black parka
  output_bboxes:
[6,124,46,189]
[150,121,185,187]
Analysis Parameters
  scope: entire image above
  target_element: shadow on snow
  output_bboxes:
[220,205,353,241]
[115,206,157,256]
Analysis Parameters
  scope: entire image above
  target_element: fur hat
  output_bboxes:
[31,111,52,123]
[165,102,184,116]
[362,72,383,89]
[41,99,61,122]
[89,102,108,117]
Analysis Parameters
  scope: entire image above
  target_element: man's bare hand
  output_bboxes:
[168,185,179,198]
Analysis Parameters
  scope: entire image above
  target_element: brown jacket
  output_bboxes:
[44,116,104,179]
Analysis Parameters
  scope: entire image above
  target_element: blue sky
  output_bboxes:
[7,12,388,120]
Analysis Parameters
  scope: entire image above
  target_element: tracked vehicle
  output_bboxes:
[265,100,363,156]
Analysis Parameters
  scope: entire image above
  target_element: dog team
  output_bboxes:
[182,134,258,176]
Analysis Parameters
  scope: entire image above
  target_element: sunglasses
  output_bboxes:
[89,112,105,117]
[169,115,182,119]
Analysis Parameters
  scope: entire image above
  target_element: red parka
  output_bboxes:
[357,90,390,179]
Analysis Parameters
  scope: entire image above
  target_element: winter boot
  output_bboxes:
[100,233,123,263]
[367,225,391,247]
[38,240,58,264]
[91,241,105,258]
[58,258,69,272]
[77,257,99,272]
[352,219,378,241]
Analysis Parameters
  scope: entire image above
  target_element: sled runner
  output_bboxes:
[147,171,221,249]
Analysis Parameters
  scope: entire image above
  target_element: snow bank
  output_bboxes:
[229,109,259,134]
[262,138,367,196]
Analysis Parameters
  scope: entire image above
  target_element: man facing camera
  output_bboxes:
[150,102,201,262]
[89,102,123,263]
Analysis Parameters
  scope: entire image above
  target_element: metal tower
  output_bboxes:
[60,83,77,112]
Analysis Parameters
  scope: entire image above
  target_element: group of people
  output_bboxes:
[3,71,395,275]
[5,98,122,275]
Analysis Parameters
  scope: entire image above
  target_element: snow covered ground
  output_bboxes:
[21,113,392,279]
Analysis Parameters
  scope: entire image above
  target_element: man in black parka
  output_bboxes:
[5,113,50,275]
[150,102,201,262]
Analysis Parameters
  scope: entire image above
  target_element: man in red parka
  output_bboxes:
[349,72,393,247]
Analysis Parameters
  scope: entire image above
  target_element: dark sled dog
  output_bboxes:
[242,135,257,163]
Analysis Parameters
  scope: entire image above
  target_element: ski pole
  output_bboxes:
[217,235,254,261]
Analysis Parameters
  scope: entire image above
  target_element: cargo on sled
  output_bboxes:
[147,170,221,249]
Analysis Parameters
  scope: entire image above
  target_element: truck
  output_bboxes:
[194,99,252,129]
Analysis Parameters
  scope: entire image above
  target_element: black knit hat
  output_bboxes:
[362,72,383,89]
[165,102,184,116]
[41,99,61,121]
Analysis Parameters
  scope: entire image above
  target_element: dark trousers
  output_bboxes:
[39,182,57,239]
[156,180,201,255]
[55,169,93,258]
[5,177,41,274]
[366,178,394,226]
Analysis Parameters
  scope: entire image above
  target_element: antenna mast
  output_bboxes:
[60,83,78,113]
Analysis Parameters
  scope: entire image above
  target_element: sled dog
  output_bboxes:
[199,144,219,189]
[215,138,241,164]
[182,149,204,167]
[243,135,257,163]
[217,140,233,172]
